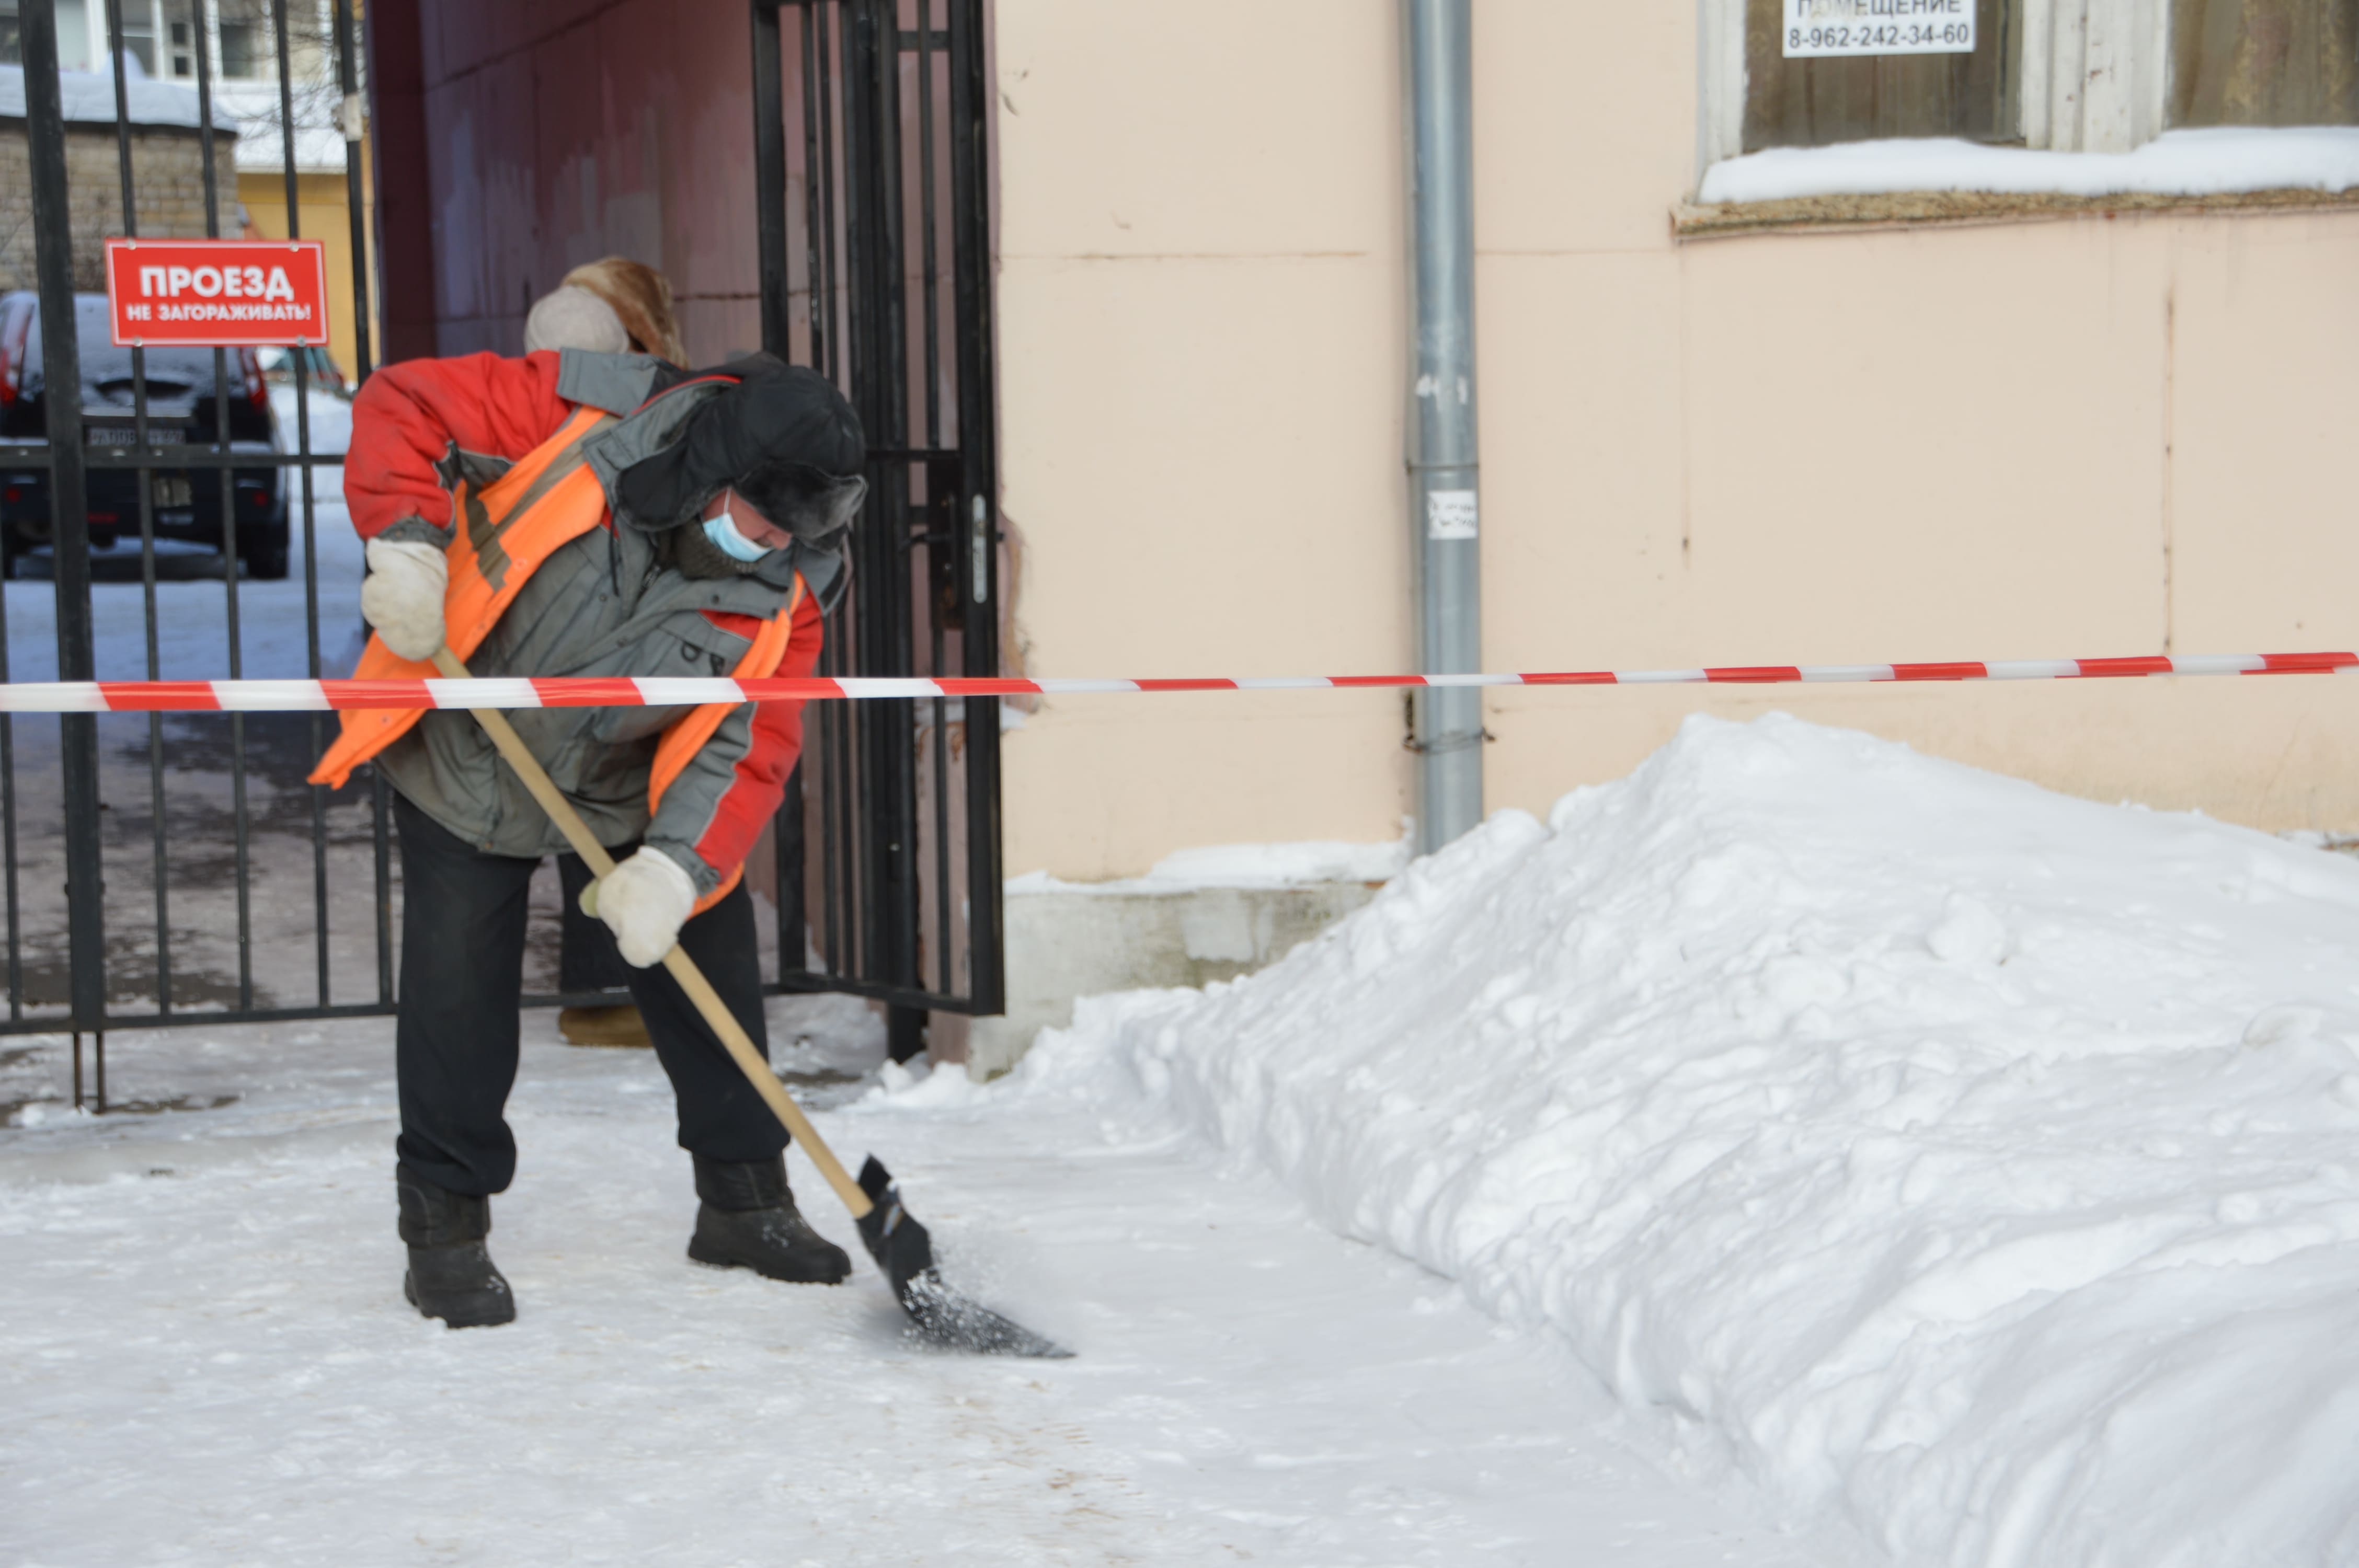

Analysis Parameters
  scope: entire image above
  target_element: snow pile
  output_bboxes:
[1016,715,2359,1567]
[1699,126,2359,205]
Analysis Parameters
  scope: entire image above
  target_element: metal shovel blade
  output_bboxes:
[854,1157,1073,1358]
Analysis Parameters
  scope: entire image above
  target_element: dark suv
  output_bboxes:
[0,292,290,579]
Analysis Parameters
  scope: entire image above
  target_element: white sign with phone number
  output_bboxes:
[1783,0,1974,57]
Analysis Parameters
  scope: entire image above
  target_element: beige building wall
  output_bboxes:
[991,0,2359,883]
[239,168,373,384]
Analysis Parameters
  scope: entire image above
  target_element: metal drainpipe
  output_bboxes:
[1404,0,1482,855]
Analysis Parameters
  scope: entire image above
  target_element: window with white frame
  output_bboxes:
[117,0,159,75]
[214,0,272,80]
[167,11,196,78]
[0,0,288,84]
[1701,0,2359,165]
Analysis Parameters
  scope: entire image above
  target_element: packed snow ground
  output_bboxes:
[1,998,1830,1566]
[1011,716,2359,1567]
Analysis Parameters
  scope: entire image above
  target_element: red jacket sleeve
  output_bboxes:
[682,588,828,879]
[345,351,572,541]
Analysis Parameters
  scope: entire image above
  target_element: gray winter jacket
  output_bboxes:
[356,350,841,891]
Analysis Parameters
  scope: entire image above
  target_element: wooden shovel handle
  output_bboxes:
[429,648,874,1219]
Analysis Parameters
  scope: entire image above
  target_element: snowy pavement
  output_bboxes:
[0,999,1829,1567]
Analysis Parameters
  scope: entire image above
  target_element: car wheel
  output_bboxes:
[247,537,291,580]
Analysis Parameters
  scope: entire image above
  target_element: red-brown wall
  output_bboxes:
[370,0,763,365]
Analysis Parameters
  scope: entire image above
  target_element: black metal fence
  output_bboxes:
[5,0,391,1105]
[752,0,1006,1051]
[4,0,1008,1099]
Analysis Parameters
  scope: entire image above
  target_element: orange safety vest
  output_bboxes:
[309,404,804,910]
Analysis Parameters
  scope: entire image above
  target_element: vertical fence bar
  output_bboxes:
[917,2,949,996]
[371,766,394,1001]
[750,0,809,988]
[817,1,842,390]
[854,0,922,1028]
[819,0,854,984]
[753,2,787,359]
[774,767,803,984]
[0,509,19,1020]
[929,619,949,994]
[105,0,177,1021]
[948,0,1002,1012]
[885,22,914,1016]
[845,1,894,1013]
[142,53,175,1017]
[24,0,112,1058]
[187,0,256,1010]
[336,0,393,1005]
[800,3,826,376]
[916,0,939,451]
[274,0,333,1007]
[335,0,372,382]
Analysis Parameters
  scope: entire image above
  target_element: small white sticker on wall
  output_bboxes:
[1782,0,1974,57]
[1426,489,1478,541]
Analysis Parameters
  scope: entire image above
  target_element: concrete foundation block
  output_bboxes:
[965,879,1381,1079]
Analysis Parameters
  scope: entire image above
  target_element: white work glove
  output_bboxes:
[593,846,699,967]
[360,537,449,661]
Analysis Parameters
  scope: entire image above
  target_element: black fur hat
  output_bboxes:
[615,355,865,537]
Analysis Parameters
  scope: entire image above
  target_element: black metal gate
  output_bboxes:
[750,0,1006,1053]
[3,0,387,1101]
[0,0,1004,1101]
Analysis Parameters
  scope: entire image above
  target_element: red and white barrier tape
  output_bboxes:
[1,651,2355,712]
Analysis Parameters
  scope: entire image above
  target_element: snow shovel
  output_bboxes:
[430,649,1070,1358]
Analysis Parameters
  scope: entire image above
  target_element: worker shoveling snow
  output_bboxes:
[1010,713,2359,1568]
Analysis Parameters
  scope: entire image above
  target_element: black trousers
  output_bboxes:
[392,793,785,1197]
[558,852,636,993]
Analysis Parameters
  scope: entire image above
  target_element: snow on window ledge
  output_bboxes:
[1682,128,2359,235]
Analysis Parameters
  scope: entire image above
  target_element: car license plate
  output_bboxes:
[151,476,191,508]
[86,425,140,445]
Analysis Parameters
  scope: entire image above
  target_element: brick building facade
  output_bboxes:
[0,117,239,291]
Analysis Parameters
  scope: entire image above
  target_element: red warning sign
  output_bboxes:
[101,238,330,347]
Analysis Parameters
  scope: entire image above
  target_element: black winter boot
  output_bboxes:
[686,1154,852,1284]
[397,1163,516,1329]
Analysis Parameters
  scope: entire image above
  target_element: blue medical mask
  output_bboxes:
[701,495,774,563]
